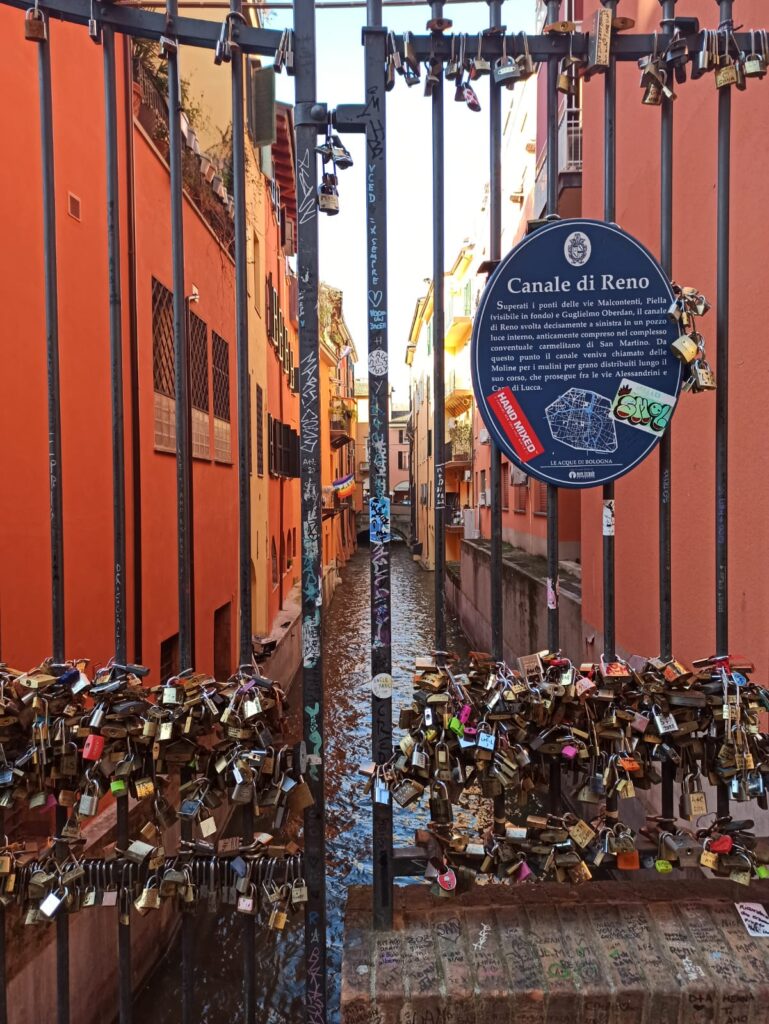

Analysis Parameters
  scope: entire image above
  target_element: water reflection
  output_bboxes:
[135,542,467,1023]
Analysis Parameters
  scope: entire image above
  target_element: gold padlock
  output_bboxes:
[671,333,700,364]
[24,4,47,41]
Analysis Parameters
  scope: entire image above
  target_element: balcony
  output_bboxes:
[445,370,473,418]
[444,441,471,470]
[445,291,473,354]
[359,461,369,474]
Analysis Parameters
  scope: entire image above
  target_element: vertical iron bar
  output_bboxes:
[364,0,393,931]
[488,0,505,840]
[488,3,502,665]
[601,0,619,828]
[230,5,256,1017]
[431,0,446,654]
[167,0,193,672]
[123,35,143,664]
[601,0,616,664]
[715,0,730,659]
[546,0,560,816]
[38,25,70,1024]
[658,0,676,820]
[38,13,65,666]
[0,809,5,1024]
[294,0,327,1017]
[232,2,252,667]
[166,7,194,1022]
[103,25,132,1024]
[715,0,732,818]
[658,0,675,663]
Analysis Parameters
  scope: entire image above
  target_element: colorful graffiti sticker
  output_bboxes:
[610,378,676,436]
[369,496,391,544]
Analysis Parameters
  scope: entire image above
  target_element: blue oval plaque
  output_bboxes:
[471,219,682,488]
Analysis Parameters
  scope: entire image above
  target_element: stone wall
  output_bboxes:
[446,539,583,664]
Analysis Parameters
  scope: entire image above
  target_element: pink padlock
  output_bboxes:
[515,861,533,882]
[458,704,472,725]
[561,744,579,760]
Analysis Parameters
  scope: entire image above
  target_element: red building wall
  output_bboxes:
[0,16,239,681]
[579,0,769,675]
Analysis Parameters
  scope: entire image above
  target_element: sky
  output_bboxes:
[269,2,536,406]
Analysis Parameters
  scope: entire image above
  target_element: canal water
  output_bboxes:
[135,540,468,1023]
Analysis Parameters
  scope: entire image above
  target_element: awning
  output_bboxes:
[330,429,354,450]
[393,481,410,492]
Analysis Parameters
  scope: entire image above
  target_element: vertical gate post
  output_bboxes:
[658,0,676,820]
[487,0,506,842]
[102,24,133,1024]
[363,0,394,931]
[488,9,503,670]
[715,0,732,817]
[601,1,617,665]
[164,4,195,1020]
[600,0,619,829]
[36,20,71,1024]
[545,0,561,815]
[294,1,328,1018]
[431,0,446,655]
[229,3,257,1018]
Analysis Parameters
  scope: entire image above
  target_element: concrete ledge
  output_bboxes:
[342,881,769,1024]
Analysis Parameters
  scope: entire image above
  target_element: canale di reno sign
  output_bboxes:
[471,219,682,488]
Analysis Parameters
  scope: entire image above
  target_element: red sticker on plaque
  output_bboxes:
[487,388,544,462]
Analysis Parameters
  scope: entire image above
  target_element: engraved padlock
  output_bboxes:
[671,332,700,364]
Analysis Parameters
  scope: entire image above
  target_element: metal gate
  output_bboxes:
[0,0,762,1021]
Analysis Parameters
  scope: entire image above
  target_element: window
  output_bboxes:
[398,451,406,471]
[501,461,509,510]
[267,413,299,478]
[280,534,286,575]
[152,278,176,452]
[253,234,261,314]
[271,539,278,586]
[534,479,548,516]
[212,332,232,462]
[189,311,210,459]
[427,430,432,458]
[514,477,528,514]
[159,633,179,683]
[398,429,404,445]
[256,385,264,477]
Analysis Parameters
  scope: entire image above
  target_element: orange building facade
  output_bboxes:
[578,0,769,676]
[0,17,303,681]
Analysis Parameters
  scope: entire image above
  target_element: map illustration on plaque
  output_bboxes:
[471,219,683,489]
[545,388,618,454]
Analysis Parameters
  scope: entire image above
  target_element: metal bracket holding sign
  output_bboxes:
[471,219,682,489]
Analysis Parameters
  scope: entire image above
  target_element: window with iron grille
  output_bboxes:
[514,474,528,514]
[189,311,210,459]
[534,479,548,516]
[212,332,232,463]
[501,460,510,510]
[152,277,176,452]
[256,385,264,477]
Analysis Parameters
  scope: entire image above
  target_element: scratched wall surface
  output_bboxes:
[342,880,769,1024]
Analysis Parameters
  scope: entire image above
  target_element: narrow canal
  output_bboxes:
[135,539,468,1023]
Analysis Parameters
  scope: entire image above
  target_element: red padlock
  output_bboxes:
[709,834,733,854]
[82,733,105,761]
